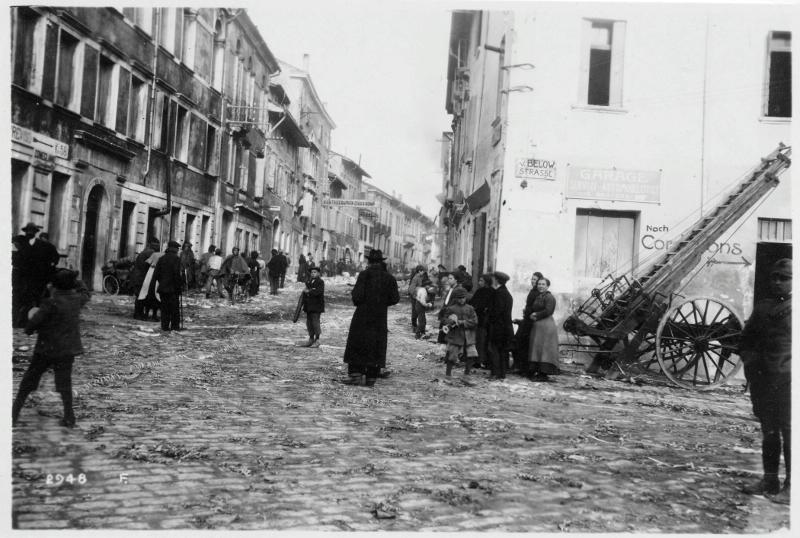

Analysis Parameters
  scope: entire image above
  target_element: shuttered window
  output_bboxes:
[758,218,792,242]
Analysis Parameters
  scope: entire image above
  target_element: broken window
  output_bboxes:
[765,31,791,118]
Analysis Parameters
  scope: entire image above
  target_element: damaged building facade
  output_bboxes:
[10,6,436,289]
[441,5,792,325]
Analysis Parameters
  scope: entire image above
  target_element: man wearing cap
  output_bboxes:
[487,271,514,380]
[343,249,400,386]
[298,265,325,348]
[738,258,792,504]
[13,269,90,428]
[153,241,183,331]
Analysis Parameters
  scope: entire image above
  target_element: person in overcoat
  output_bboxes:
[153,240,183,331]
[132,239,158,320]
[12,269,90,427]
[486,271,514,380]
[342,250,400,387]
[527,277,561,381]
[138,247,164,321]
[266,249,282,295]
[179,241,196,290]
[469,273,495,369]
[513,271,543,375]
[298,265,325,348]
[297,254,309,283]
[738,258,792,504]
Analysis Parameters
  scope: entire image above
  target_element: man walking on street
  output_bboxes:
[204,248,224,298]
[267,249,282,295]
[154,240,183,332]
[12,269,90,428]
[278,250,289,288]
[739,258,792,504]
[298,265,325,348]
[343,250,400,387]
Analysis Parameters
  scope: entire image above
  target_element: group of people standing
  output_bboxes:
[410,266,560,382]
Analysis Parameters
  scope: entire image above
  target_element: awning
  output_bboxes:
[465,180,491,212]
[268,109,310,148]
[328,173,348,190]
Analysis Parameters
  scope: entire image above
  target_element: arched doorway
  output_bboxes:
[80,184,108,290]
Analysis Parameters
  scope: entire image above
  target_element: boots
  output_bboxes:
[308,337,320,348]
[445,363,453,377]
[742,475,781,496]
[11,391,28,427]
[343,373,365,386]
[60,390,75,428]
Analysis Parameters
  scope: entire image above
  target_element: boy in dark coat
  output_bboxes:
[298,265,325,348]
[343,250,400,386]
[153,240,183,331]
[442,286,479,376]
[739,258,792,504]
[12,269,90,428]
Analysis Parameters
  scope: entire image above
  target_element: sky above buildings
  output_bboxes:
[249,0,453,219]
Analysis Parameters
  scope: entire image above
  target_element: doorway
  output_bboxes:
[81,185,106,289]
[471,213,487,286]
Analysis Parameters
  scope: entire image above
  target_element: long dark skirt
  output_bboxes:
[529,317,560,375]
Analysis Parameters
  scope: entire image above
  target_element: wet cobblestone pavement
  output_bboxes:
[11,279,790,531]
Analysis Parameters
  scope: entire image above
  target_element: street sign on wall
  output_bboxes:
[321,199,376,208]
[515,158,557,180]
[566,166,661,203]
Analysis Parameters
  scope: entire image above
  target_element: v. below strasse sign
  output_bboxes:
[322,199,376,208]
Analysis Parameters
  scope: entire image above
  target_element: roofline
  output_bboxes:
[279,60,336,129]
[330,150,371,178]
[238,10,280,74]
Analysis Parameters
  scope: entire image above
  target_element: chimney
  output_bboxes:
[303,54,310,72]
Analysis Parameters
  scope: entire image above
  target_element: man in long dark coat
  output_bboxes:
[739,258,792,504]
[20,222,60,310]
[153,241,183,331]
[487,271,514,380]
[512,271,543,375]
[342,250,400,387]
[266,249,282,295]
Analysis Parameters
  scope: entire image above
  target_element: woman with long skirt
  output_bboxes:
[528,277,560,381]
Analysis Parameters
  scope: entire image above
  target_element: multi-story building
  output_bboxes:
[273,56,335,266]
[441,5,792,322]
[326,151,371,266]
[10,7,292,289]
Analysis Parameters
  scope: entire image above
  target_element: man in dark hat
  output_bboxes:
[298,265,325,348]
[486,271,514,380]
[19,222,60,311]
[343,249,400,386]
[153,240,183,331]
[13,269,90,428]
[739,258,792,504]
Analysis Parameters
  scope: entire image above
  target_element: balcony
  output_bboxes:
[403,233,416,248]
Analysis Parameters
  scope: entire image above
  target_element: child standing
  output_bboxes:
[298,265,325,348]
[12,269,91,428]
[442,286,479,376]
[414,272,435,339]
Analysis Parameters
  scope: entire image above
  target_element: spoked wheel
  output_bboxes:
[103,274,120,295]
[655,297,743,390]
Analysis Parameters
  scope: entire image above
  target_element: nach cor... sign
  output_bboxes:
[515,158,557,181]
[566,166,661,203]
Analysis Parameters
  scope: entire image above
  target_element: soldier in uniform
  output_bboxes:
[738,258,792,504]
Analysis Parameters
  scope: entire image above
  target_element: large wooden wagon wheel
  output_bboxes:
[655,297,744,390]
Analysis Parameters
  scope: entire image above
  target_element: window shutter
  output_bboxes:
[577,19,592,104]
[609,21,626,107]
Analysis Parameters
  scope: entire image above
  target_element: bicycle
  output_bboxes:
[102,259,135,295]
[227,273,251,303]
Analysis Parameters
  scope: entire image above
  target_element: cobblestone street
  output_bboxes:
[11,279,790,531]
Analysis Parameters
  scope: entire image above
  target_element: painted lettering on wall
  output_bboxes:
[641,234,742,255]
[515,158,557,180]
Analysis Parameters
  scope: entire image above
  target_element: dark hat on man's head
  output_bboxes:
[308,265,320,273]
[51,269,78,290]
[493,271,510,285]
[366,250,387,263]
[771,258,792,278]
[167,240,181,250]
[451,286,468,300]
[22,222,41,232]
